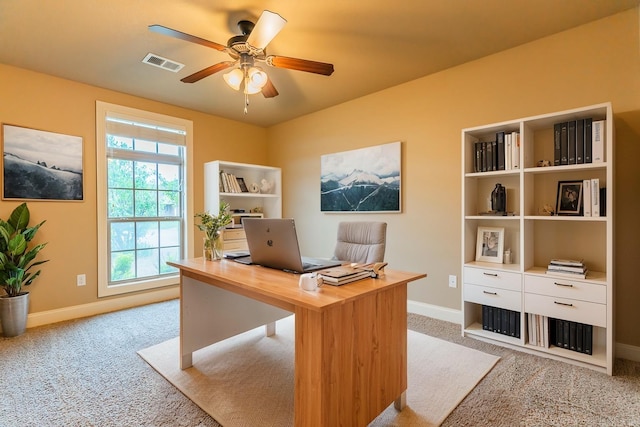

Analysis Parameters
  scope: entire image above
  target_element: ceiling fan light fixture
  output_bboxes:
[247,67,267,88]
[223,68,243,90]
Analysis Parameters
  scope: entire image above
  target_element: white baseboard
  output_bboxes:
[616,342,640,363]
[407,299,640,364]
[26,286,180,329]
[408,299,462,324]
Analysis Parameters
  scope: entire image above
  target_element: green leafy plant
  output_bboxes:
[0,203,48,297]
[195,201,233,240]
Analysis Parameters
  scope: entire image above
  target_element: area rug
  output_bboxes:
[138,315,499,426]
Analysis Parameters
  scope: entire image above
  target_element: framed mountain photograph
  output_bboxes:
[2,124,84,201]
[320,141,401,212]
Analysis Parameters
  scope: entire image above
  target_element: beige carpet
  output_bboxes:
[138,315,499,427]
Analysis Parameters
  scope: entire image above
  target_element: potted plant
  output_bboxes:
[195,201,232,261]
[0,203,48,337]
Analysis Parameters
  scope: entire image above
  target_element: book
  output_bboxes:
[318,266,371,285]
[576,119,584,164]
[474,142,482,173]
[319,265,369,279]
[592,120,605,163]
[584,118,593,163]
[320,271,371,285]
[481,141,487,172]
[547,264,586,274]
[600,187,606,216]
[496,132,505,170]
[591,178,600,217]
[549,258,584,267]
[553,123,562,166]
[505,133,512,170]
[545,270,587,280]
[486,140,494,171]
[583,179,591,216]
[584,324,593,355]
[568,120,576,164]
[511,132,520,169]
[560,122,568,165]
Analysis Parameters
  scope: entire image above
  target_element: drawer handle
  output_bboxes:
[483,291,498,295]
[553,301,573,307]
[554,282,573,288]
[482,272,498,277]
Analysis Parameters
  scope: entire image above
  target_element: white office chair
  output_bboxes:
[333,221,387,263]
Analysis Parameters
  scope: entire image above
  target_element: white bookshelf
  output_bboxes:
[204,161,282,252]
[461,103,614,374]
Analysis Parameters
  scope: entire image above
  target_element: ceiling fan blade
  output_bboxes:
[261,77,279,98]
[181,61,235,83]
[267,55,334,76]
[246,10,287,50]
[149,24,227,52]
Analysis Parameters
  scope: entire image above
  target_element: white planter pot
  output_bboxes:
[0,292,29,337]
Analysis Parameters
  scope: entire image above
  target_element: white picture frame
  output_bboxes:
[475,226,504,263]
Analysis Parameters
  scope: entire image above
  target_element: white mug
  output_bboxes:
[299,272,322,291]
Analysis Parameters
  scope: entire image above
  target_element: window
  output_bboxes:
[96,102,194,297]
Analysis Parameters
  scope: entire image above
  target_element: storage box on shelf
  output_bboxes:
[461,102,614,374]
[205,161,282,253]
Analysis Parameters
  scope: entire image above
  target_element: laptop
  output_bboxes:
[238,218,342,273]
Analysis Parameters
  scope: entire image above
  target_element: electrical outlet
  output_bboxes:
[77,274,86,287]
[448,275,457,288]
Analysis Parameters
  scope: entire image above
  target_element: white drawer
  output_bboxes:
[524,293,606,327]
[464,266,521,292]
[223,240,248,251]
[464,284,521,312]
[524,275,606,304]
[223,228,246,241]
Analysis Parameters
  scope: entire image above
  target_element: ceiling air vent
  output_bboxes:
[142,53,185,73]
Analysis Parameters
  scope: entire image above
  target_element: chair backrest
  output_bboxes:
[332,221,387,264]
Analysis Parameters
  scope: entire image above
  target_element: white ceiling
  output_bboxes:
[1,0,638,127]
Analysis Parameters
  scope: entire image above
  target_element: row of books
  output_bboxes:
[546,258,587,280]
[473,131,520,173]
[219,172,249,193]
[553,119,605,166]
[481,305,521,338]
[527,313,550,348]
[550,318,593,355]
[583,178,606,217]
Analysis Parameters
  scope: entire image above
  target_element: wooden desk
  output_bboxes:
[168,258,426,426]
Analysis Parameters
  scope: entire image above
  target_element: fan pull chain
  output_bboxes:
[244,92,249,114]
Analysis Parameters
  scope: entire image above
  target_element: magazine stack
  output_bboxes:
[546,259,587,280]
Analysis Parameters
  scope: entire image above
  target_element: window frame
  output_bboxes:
[96,101,194,297]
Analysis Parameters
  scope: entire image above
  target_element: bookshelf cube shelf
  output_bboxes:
[205,161,282,253]
[461,103,614,374]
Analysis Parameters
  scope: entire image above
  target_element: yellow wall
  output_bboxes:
[1,9,639,349]
[0,64,268,313]
[267,9,640,346]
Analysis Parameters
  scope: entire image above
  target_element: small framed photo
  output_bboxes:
[236,177,249,192]
[556,180,583,216]
[475,227,504,263]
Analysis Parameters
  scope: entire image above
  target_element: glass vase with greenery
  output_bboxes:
[195,201,232,261]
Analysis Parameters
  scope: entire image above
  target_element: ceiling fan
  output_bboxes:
[149,10,334,111]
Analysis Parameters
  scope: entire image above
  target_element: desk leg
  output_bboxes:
[265,321,276,337]
[394,391,406,410]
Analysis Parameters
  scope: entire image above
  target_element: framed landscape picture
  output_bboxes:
[320,141,401,212]
[2,124,84,201]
